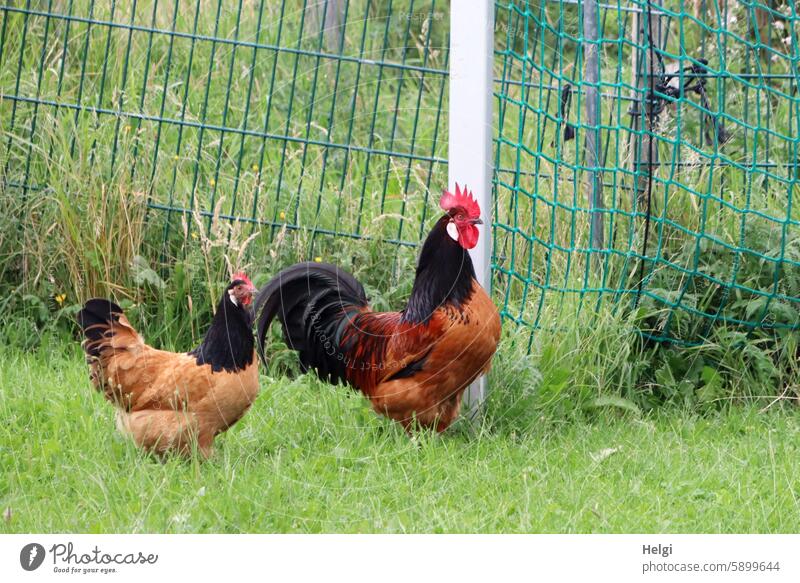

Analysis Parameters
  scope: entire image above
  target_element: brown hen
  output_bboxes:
[77,274,258,457]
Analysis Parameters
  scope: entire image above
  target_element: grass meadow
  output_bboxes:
[1,0,799,532]
[2,341,800,533]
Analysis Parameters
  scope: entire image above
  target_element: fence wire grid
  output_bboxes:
[2,0,799,347]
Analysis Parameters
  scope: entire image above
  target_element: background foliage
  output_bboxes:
[1,0,799,416]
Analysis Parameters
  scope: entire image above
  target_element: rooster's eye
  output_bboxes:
[457,213,465,221]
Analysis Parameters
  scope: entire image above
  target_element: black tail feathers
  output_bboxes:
[254,262,367,383]
[76,298,125,357]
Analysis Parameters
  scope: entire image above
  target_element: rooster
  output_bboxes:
[255,185,501,431]
[77,273,258,458]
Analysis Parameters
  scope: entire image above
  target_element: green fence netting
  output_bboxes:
[494,0,799,346]
[0,0,449,260]
[1,0,799,347]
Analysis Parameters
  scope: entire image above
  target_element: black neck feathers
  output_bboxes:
[402,215,476,324]
[189,293,255,372]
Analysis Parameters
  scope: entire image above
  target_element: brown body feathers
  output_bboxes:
[256,187,501,431]
[77,277,258,458]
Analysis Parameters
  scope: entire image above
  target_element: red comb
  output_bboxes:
[439,183,481,219]
[232,271,252,286]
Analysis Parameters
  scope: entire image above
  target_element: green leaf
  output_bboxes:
[586,395,641,416]
[697,365,723,403]
[131,256,166,290]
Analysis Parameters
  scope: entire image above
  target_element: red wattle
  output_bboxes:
[458,225,479,249]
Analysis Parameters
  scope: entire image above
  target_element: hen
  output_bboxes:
[77,273,258,457]
[255,185,501,431]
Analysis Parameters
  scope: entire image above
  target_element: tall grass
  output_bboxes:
[0,0,445,345]
[1,0,798,415]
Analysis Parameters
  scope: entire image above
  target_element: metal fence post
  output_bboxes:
[630,0,664,205]
[305,0,345,52]
[449,0,495,412]
[583,0,604,254]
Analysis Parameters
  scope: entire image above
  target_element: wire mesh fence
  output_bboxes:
[493,0,799,346]
[0,0,450,259]
[2,0,799,348]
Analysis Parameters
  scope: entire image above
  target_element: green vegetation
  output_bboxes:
[1,0,797,412]
[1,344,799,533]
[1,0,446,348]
[494,0,800,342]
[0,1,799,533]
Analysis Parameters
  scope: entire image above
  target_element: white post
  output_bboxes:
[449,0,494,413]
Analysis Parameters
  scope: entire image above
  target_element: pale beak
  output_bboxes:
[244,285,258,305]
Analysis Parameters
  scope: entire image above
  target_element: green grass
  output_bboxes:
[1,0,799,534]
[2,343,799,533]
